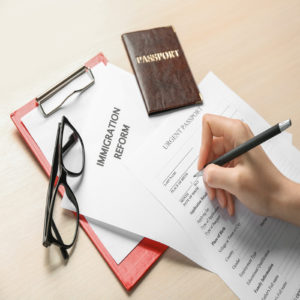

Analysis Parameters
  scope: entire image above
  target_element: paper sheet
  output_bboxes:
[85,217,143,264]
[22,63,211,268]
[22,63,144,264]
[59,63,212,269]
[126,73,300,299]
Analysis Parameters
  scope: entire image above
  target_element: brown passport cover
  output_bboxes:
[122,26,202,115]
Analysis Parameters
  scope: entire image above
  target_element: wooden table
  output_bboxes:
[1,0,299,299]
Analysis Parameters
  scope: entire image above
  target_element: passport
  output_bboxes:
[122,26,202,115]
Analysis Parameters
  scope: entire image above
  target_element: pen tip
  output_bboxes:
[193,170,203,177]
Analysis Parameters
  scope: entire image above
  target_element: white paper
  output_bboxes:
[126,73,300,299]
[59,63,212,270]
[23,63,211,268]
[86,217,143,264]
[22,63,143,264]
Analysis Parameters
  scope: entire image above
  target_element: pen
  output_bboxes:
[193,119,292,178]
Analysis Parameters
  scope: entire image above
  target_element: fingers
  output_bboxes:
[216,189,227,208]
[203,163,236,216]
[203,164,238,197]
[198,136,225,170]
[198,114,247,217]
[204,180,215,201]
[198,114,253,169]
[198,114,235,169]
[226,192,235,216]
[212,137,226,157]
[205,185,235,216]
[203,164,237,216]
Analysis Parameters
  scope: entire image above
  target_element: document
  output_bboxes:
[22,63,145,264]
[59,63,211,269]
[23,62,211,268]
[126,73,300,299]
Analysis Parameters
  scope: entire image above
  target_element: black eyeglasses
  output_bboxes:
[43,116,85,260]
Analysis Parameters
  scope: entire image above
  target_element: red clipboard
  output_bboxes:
[10,52,168,291]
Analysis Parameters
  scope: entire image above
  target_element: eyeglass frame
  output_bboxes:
[43,115,85,260]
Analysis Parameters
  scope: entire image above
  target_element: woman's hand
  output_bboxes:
[198,114,300,226]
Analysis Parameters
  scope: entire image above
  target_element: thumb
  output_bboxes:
[203,164,238,195]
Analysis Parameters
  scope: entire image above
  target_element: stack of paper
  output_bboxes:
[22,63,209,267]
[23,64,300,298]
[125,72,300,298]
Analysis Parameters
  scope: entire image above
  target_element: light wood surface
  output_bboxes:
[1,0,300,299]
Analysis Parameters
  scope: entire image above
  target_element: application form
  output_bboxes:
[127,74,300,299]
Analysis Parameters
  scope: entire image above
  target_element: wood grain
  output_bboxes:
[1,0,299,299]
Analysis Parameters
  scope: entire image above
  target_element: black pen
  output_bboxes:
[193,119,292,178]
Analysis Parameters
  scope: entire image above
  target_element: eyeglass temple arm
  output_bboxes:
[51,219,69,260]
[55,132,78,260]
[51,131,78,260]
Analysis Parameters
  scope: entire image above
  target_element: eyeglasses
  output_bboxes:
[43,116,85,260]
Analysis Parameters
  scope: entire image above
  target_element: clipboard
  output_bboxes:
[10,52,168,291]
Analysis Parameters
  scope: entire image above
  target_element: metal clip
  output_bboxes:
[36,66,95,117]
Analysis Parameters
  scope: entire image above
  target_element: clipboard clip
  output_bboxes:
[36,66,95,118]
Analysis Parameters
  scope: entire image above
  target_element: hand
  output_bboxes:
[197,114,300,226]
